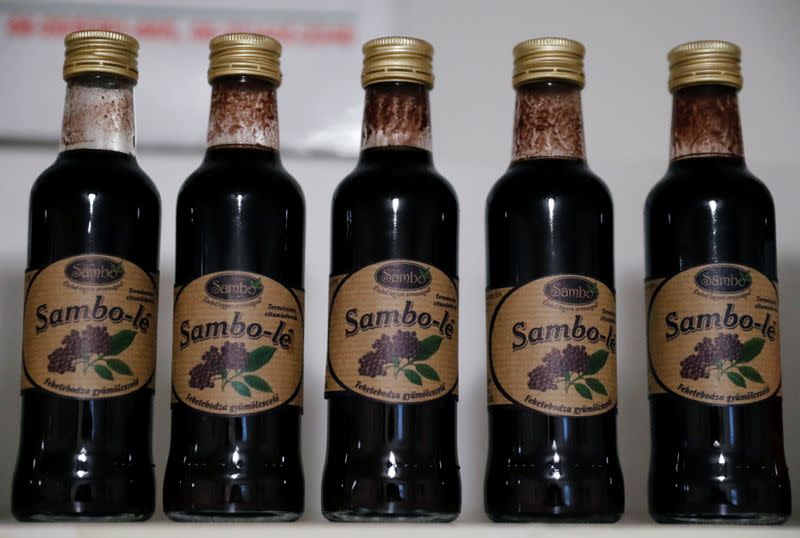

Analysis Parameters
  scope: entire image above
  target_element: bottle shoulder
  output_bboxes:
[645,158,773,214]
[178,149,304,208]
[30,150,160,205]
[333,151,457,210]
[487,159,612,211]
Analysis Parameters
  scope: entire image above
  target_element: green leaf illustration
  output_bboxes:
[93,364,113,381]
[403,369,423,386]
[585,377,608,396]
[231,380,251,397]
[105,358,133,376]
[245,346,276,372]
[737,365,765,384]
[107,330,136,356]
[574,383,593,400]
[738,337,765,363]
[726,371,747,388]
[415,335,443,360]
[415,363,440,381]
[244,375,272,392]
[584,350,609,375]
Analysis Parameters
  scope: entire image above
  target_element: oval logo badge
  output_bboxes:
[205,273,264,302]
[544,276,599,305]
[694,265,752,294]
[64,256,125,285]
[374,262,432,290]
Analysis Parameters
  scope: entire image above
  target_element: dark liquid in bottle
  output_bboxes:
[12,148,160,521]
[484,159,623,522]
[646,156,791,523]
[163,147,305,521]
[322,146,461,521]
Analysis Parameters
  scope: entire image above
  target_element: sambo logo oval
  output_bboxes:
[205,273,264,302]
[544,276,599,306]
[374,262,432,291]
[64,256,125,285]
[694,265,752,294]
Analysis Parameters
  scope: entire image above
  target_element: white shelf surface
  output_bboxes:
[1,517,798,538]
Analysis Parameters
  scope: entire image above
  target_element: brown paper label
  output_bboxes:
[327,259,458,403]
[648,263,781,405]
[22,255,158,399]
[487,275,617,416]
[172,271,303,416]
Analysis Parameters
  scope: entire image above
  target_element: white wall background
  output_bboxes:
[0,0,798,524]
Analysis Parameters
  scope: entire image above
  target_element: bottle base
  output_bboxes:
[166,510,301,522]
[651,512,789,525]
[13,511,151,522]
[486,511,621,523]
[323,510,458,523]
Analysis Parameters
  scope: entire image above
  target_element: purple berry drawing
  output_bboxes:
[188,341,275,398]
[47,325,136,380]
[357,330,443,386]
[527,344,609,400]
[679,333,765,388]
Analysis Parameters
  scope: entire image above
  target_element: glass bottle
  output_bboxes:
[645,40,791,523]
[163,33,305,521]
[12,30,160,521]
[322,36,461,521]
[484,37,623,522]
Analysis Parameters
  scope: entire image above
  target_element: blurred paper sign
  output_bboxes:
[0,0,392,156]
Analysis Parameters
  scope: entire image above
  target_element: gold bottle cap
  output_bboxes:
[668,40,742,92]
[208,33,282,85]
[361,36,434,89]
[513,37,585,89]
[63,30,139,82]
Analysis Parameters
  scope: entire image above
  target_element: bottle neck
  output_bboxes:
[511,81,585,161]
[207,75,279,150]
[60,74,136,155]
[670,85,743,161]
[361,82,432,152]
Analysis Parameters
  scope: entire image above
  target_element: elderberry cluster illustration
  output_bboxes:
[47,325,136,380]
[188,342,275,398]
[357,330,443,386]
[527,344,609,400]
[679,333,765,387]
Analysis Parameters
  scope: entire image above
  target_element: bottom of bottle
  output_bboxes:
[12,511,152,522]
[322,470,461,522]
[484,464,624,523]
[650,512,789,525]
[166,510,301,522]
[485,512,621,523]
[323,509,458,523]
[12,473,155,522]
